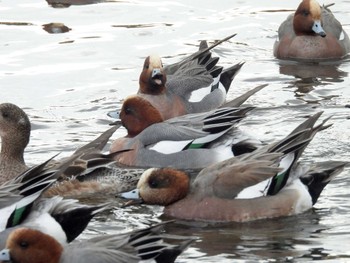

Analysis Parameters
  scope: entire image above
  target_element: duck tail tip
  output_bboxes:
[219,62,245,93]
[301,161,347,205]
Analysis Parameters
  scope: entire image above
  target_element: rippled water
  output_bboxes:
[1,0,350,262]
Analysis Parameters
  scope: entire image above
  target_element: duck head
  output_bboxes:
[121,168,190,206]
[119,95,163,137]
[139,55,167,95]
[0,228,63,263]
[293,0,326,37]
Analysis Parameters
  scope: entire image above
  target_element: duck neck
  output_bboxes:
[0,132,28,164]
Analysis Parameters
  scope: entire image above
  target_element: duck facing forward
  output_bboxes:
[274,0,350,61]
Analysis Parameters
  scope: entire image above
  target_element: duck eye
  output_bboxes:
[149,179,158,188]
[302,10,309,16]
[2,111,9,118]
[124,107,132,115]
[19,241,29,249]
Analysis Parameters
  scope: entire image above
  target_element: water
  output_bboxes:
[1,0,350,261]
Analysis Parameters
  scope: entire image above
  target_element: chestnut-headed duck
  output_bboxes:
[0,158,109,249]
[114,84,267,138]
[0,222,194,263]
[110,105,256,169]
[136,53,244,119]
[107,35,243,122]
[274,0,350,61]
[121,112,347,222]
[140,33,238,96]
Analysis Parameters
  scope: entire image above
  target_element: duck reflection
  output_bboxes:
[278,60,348,103]
[42,23,71,34]
[46,0,106,8]
[161,210,326,261]
[279,60,348,80]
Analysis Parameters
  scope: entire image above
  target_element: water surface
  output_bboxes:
[1,0,350,262]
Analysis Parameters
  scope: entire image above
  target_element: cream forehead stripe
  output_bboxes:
[137,168,158,188]
[309,0,321,19]
[149,55,163,68]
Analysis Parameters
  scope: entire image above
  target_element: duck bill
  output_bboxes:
[107,109,120,119]
[0,249,10,261]
[151,68,162,78]
[119,189,144,207]
[151,68,164,85]
[312,20,326,37]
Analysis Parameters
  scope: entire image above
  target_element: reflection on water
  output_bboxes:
[42,23,71,34]
[46,0,107,8]
[279,61,348,80]
[1,0,350,262]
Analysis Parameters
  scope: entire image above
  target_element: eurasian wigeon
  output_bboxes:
[0,158,109,249]
[115,84,266,138]
[121,112,347,222]
[110,105,256,169]
[136,54,244,119]
[0,222,193,263]
[107,34,242,122]
[44,164,145,198]
[274,0,350,61]
[0,103,118,184]
[0,157,57,225]
[0,103,141,197]
[0,197,109,249]
[0,103,31,184]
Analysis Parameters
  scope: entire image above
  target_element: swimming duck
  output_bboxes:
[0,222,194,263]
[274,0,350,61]
[108,34,244,121]
[110,106,255,169]
[115,84,266,138]
[137,52,243,118]
[0,157,109,249]
[0,103,119,185]
[121,112,347,222]
[0,103,141,197]
[0,103,31,184]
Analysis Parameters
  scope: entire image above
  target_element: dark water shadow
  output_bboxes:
[46,0,121,8]
[276,60,349,104]
[161,209,332,261]
[278,60,348,80]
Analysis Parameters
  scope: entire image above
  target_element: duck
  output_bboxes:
[139,34,242,100]
[0,103,31,184]
[0,157,110,249]
[108,34,244,121]
[273,0,350,61]
[43,164,145,198]
[136,52,243,119]
[120,112,347,222]
[110,105,256,169]
[0,103,119,184]
[0,222,194,263]
[0,157,57,227]
[114,84,267,138]
[0,102,142,197]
